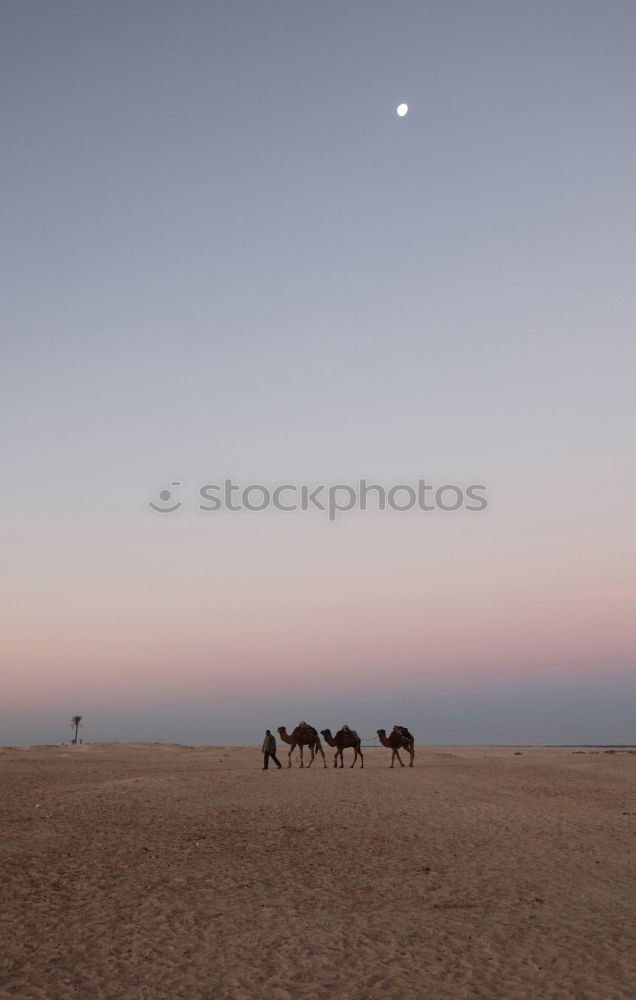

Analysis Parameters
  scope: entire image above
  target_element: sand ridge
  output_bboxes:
[1,743,634,999]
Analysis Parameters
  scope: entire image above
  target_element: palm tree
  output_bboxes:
[71,715,83,744]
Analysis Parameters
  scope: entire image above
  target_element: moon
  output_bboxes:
[396,103,408,117]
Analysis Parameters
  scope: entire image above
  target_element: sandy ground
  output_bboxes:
[1,742,635,1000]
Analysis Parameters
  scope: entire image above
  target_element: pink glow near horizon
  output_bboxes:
[4,517,634,708]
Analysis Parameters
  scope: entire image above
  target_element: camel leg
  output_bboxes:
[317,744,327,768]
[299,744,304,768]
[333,751,338,768]
[287,744,294,768]
[409,748,415,767]
[357,746,364,768]
[307,743,315,768]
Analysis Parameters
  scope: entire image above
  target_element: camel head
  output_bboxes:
[320,729,332,740]
[277,726,288,737]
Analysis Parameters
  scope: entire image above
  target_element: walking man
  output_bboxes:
[262,729,282,770]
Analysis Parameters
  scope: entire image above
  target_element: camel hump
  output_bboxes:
[298,721,318,738]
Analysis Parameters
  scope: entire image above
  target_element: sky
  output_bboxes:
[1,0,635,746]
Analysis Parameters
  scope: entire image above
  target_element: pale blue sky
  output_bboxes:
[1,2,635,745]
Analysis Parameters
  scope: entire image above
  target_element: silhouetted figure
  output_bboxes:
[261,730,282,770]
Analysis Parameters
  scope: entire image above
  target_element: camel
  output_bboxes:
[320,727,364,768]
[377,726,415,768]
[277,724,327,768]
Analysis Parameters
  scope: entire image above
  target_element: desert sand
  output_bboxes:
[1,742,634,1000]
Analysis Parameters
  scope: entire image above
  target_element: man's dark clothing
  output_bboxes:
[262,733,281,769]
